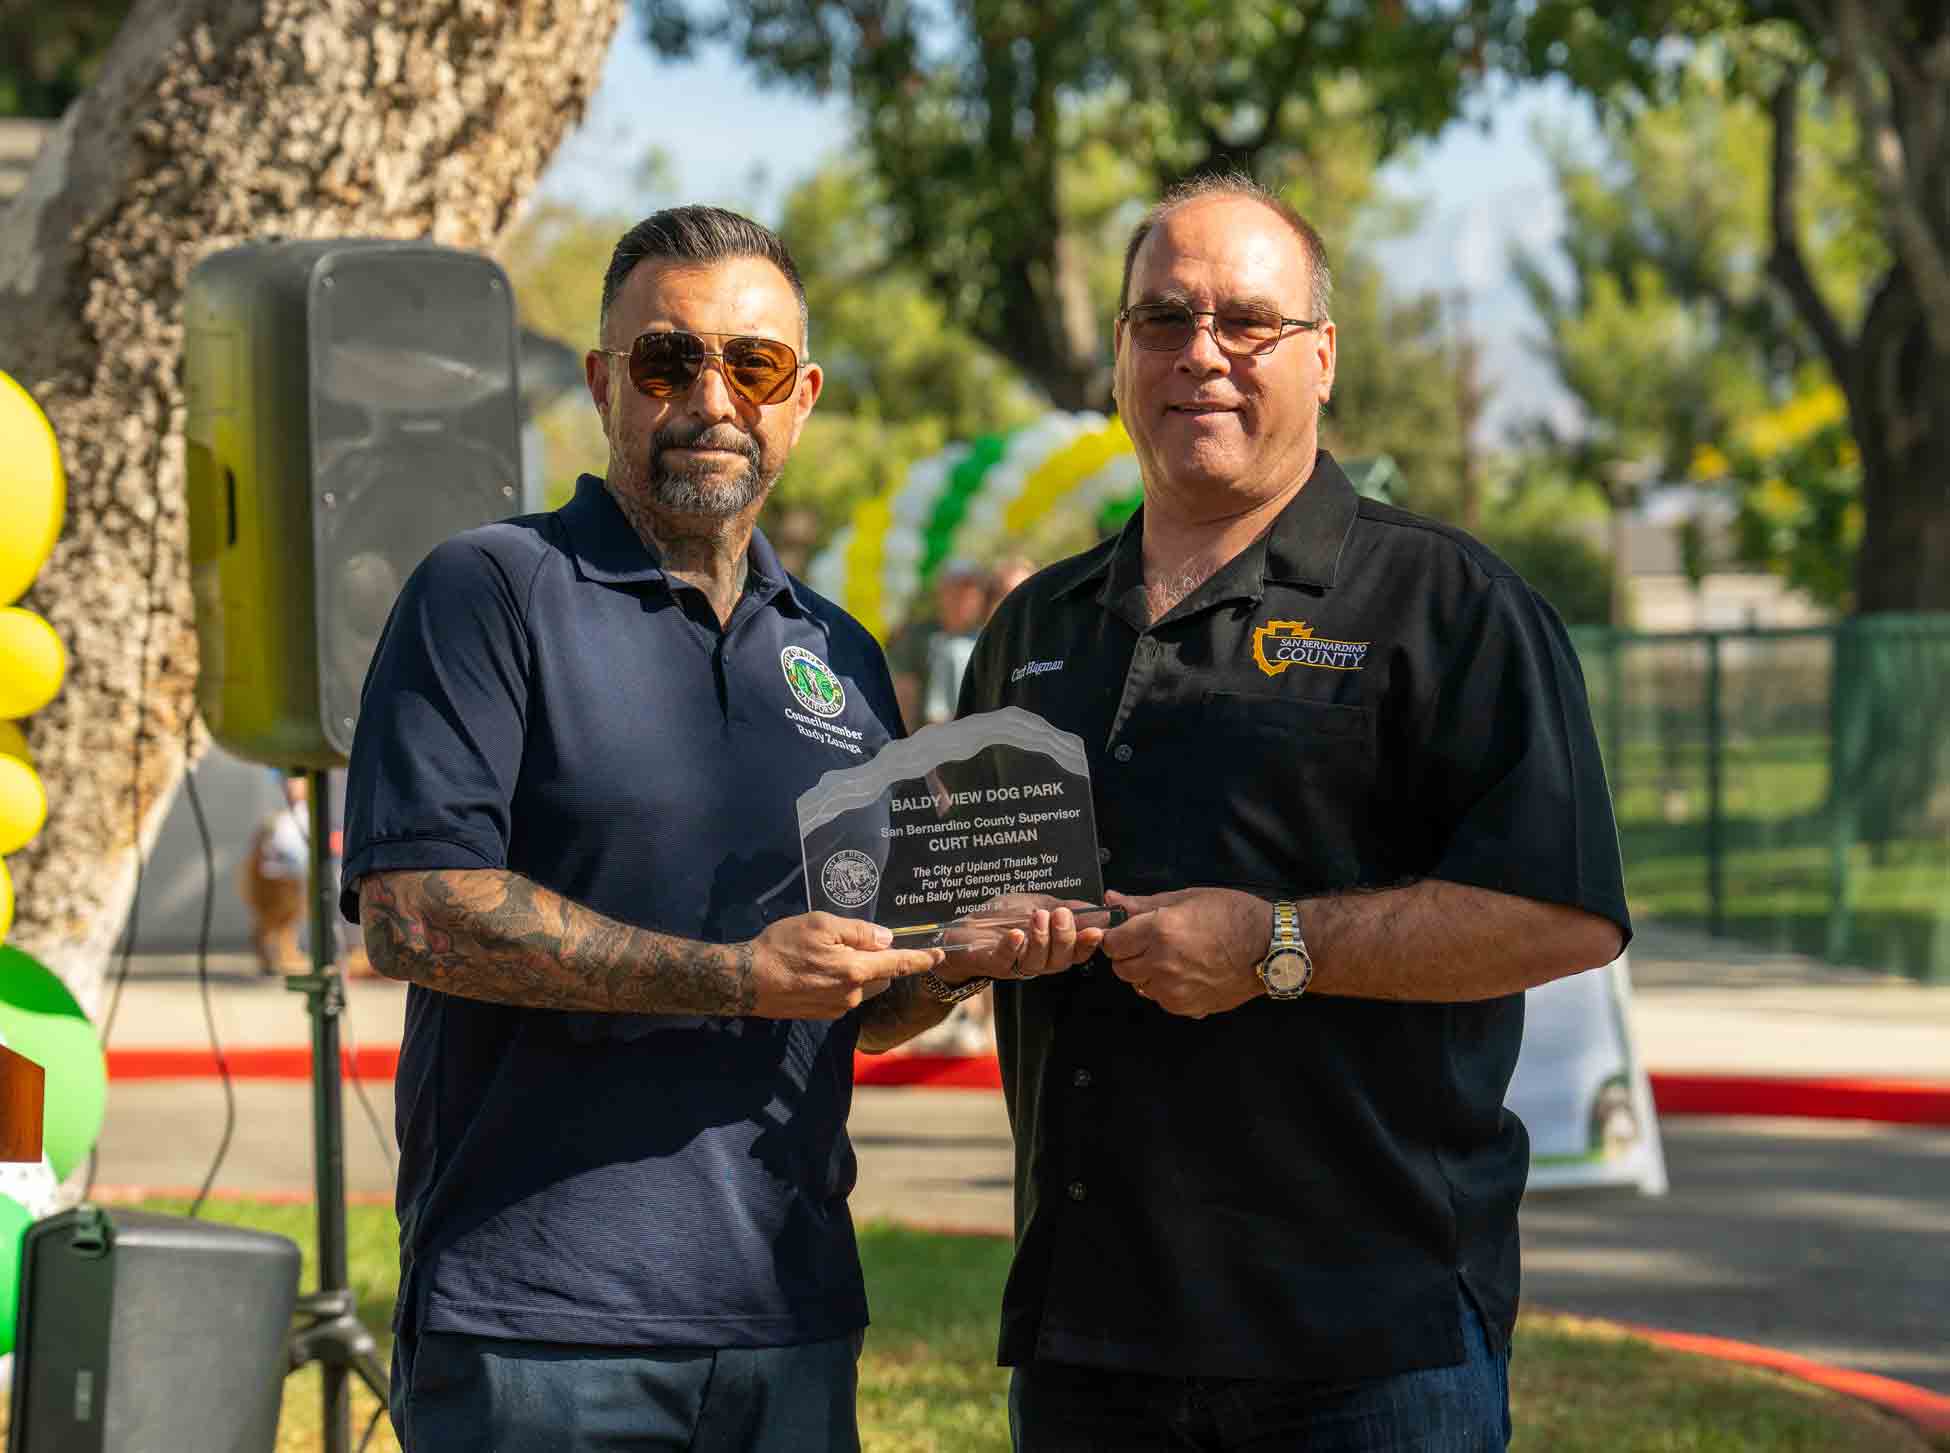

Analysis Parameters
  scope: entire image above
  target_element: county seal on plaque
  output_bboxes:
[796,706,1113,940]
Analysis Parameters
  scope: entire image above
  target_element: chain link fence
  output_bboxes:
[1570,616,1950,983]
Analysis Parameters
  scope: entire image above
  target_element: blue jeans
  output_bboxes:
[1009,1298,1510,1452]
[396,1329,864,1452]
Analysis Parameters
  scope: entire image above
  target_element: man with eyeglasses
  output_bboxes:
[957,175,1631,1450]
[340,205,1095,1451]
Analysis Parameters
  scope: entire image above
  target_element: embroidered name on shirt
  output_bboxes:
[1010,658,1064,684]
[1251,620,1369,675]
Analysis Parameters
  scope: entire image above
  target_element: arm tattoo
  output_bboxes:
[855,974,955,1054]
[361,868,758,1014]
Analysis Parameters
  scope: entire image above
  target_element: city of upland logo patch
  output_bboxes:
[821,849,879,908]
[1251,619,1369,676]
[781,645,847,718]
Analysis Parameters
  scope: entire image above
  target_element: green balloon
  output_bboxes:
[920,433,1008,583]
[0,946,106,1180]
[0,1192,32,1356]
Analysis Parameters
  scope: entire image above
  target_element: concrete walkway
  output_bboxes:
[99,918,1950,1076]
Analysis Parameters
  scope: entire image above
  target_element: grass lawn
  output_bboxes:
[6,1198,1939,1452]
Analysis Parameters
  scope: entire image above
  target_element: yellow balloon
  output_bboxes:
[0,372,65,607]
[0,610,65,719]
[0,756,45,856]
[0,721,26,765]
[0,857,12,941]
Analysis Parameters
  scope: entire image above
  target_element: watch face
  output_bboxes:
[1263,949,1308,993]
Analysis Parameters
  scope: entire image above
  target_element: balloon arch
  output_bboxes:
[804,411,1142,640]
[0,370,82,1361]
[803,412,1403,639]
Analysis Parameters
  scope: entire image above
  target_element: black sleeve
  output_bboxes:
[1410,577,1631,943]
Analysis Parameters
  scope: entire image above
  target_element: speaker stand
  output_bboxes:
[284,768,389,1453]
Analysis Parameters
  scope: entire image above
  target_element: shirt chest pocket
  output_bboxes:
[1201,692,1370,755]
[1164,692,1375,889]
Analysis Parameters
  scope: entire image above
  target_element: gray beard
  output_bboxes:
[649,457,771,515]
[645,425,773,516]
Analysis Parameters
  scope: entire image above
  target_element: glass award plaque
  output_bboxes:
[797,707,1118,950]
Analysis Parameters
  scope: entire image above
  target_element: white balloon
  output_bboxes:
[0,1155,57,1219]
[891,444,969,525]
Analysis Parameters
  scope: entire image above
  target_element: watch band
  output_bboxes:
[1258,899,1314,999]
[922,970,991,1004]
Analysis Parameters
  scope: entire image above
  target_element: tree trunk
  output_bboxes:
[1848,264,1950,613]
[0,0,623,1020]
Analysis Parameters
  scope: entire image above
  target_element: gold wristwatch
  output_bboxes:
[922,970,991,1004]
[1255,900,1314,1000]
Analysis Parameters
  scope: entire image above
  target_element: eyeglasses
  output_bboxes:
[1118,301,1322,357]
[598,330,803,407]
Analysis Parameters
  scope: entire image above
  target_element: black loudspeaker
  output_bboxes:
[184,240,524,767]
[7,1206,301,1453]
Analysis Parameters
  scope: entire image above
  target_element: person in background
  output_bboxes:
[886,558,992,730]
[238,773,309,975]
[921,558,991,726]
[985,554,1038,619]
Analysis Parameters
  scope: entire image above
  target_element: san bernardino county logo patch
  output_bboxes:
[781,645,847,718]
[821,849,880,909]
[1252,619,1370,676]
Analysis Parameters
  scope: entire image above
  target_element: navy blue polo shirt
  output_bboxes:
[339,474,901,1352]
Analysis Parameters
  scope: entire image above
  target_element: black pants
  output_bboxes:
[396,1329,864,1452]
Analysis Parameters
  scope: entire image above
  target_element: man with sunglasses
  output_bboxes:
[341,205,1088,1451]
[957,176,1631,1450]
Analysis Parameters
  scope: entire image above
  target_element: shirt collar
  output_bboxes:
[558,473,810,613]
[1262,448,1360,590]
[1055,447,1361,615]
[560,474,664,585]
[744,520,811,615]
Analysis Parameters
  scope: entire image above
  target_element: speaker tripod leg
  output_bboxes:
[283,768,389,1453]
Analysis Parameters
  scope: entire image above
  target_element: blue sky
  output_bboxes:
[537,30,1601,442]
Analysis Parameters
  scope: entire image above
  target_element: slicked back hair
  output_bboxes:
[599,205,810,348]
[1118,173,1333,323]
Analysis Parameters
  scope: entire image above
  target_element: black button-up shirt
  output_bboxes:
[958,451,1630,1382]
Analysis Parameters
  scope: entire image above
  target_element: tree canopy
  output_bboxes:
[0,0,135,118]
[636,0,1575,408]
[641,0,1950,612]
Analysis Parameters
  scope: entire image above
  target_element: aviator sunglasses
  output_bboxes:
[599,330,804,407]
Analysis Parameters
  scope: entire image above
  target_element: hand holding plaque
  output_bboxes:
[796,708,1123,967]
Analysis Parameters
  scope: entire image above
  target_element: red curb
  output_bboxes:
[107,1046,398,1080]
[102,1050,1950,1128]
[1616,1321,1950,1438]
[1648,1072,1950,1126]
[853,1052,1003,1090]
[102,1048,994,1085]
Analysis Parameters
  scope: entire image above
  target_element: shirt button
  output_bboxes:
[1068,1181,1088,1202]
[1112,744,1133,763]
[1096,846,1111,864]
[1073,1068,1093,1088]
